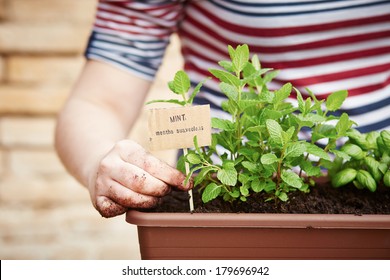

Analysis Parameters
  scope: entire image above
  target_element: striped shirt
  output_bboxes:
[85,0,390,133]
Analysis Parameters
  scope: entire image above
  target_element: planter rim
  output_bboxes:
[126,210,390,229]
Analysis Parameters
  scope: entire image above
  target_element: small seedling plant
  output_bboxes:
[149,44,389,206]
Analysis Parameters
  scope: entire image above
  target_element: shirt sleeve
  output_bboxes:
[85,0,185,81]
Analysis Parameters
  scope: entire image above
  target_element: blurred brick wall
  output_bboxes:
[0,0,182,259]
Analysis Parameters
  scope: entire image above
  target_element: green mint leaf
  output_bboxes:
[211,118,236,131]
[238,147,257,159]
[219,82,239,101]
[188,78,210,105]
[281,170,302,189]
[246,125,265,135]
[336,113,355,136]
[331,168,357,188]
[218,60,233,72]
[380,130,390,148]
[209,69,240,87]
[251,179,266,193]
[258,90,274,103]
[277,192,289,202]
[240,185,250,196]
[311,124,337,142]
[379,162,388,175]
[260,153,279,165]
[294,114,314,128]
[217,162,237,186]
[281,129,294,146]
[242,161,258,173]
[306,88,324,111]
[266,119,283,145]
[264,180,277,192]
[202,183,222,203]
[183,166,196,187]
[377,135,388,154]
[331,149,351,161]
[346,129,369,149]
[304,142,331,160]
[228,45,235,62]
[300,160,322,177]
[381,152,390,165]
[232,44,249,73]
[194,166,217,186]
[364,157,382,182]
[251,54,261,70]
[286,126,296,140]
[356,169,377,192]
[238,173,250,184]
[306,113,327,123]
[186,153,202,164]
[242,62,256,81]
[230,187,241,198]
[273,83,292,105]
[242,67,272,85]
[168,81,176,93]
[176,154,186,174]
[263,70,280,85]
[325,90,348,111]
[192,135,207,162]
[260,108,283,121]
[295,87,305,114]
[284,142,306,159]
[238,100,261,111]
[366,131,379,149]
[263,163,277,176]
[304,97,312,114]
[340,143,365,160]
[172,70,191,95]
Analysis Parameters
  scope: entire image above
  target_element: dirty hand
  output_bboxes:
[89,140,193,218]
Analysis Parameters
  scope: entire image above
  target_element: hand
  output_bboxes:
[89,140,193,218]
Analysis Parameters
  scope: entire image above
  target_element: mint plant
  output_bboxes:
[329,129,390,191]
[149,44,387,206]
[182,44,359,204]
[146,69,207,107]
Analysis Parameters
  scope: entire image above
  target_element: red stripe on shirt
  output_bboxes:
[182,15,390,55]
[261,46,390,69]
[282,63,390,87]
[193,4,390,37]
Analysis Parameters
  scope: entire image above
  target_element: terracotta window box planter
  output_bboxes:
[126,210,390,260]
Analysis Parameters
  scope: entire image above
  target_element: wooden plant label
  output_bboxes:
[148,105,211,150]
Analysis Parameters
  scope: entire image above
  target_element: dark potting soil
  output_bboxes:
[149,182,390,215]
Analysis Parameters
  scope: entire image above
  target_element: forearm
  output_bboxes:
[55,97,129,187]
[55,60,150,188]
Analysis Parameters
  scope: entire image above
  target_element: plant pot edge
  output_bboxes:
[126,211,390,260]
[126,210,390,229]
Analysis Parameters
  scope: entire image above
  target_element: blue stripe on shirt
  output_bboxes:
[209,0,390,17]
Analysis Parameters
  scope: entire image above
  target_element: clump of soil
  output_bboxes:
[150,183,390,215]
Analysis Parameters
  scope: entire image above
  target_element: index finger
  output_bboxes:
[124,150,193,191]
